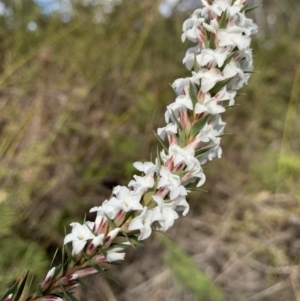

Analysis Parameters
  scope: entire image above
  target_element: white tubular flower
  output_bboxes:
[106,247,126,262]
[110,186,143,212]
[64,222,95,255]
[128,207,157,240]
[202,18,219,34]
[183,45,201,70]
[133,161,158,176]
[217,25,251,50]
[40,267,56,291]
[152,195,179,231]
[157,122,178,141]
[90,199,119,220]
[192,68,224,93]
[201,0,242,19]
[196,48,229,69]
[181,12,205,43]
[128,174,154,193]
[173,195,190,216]
[158,166,187,200]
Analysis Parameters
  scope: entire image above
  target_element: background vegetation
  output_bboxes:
[0,0,299,300]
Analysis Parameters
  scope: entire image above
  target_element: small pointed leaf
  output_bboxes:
[209,33,216,49]
[190,116,208,139]
[66,292,80,301]
[189,81,198,107]
[209,78,233,96]
[219,10,227,29]
[93,265,119,283]
[179,129,186,148]
[240,3,249,12]
[221,51,238,70]
[153,131,168,152]
[0,281,19,301]
[245,5,261,13]
[12,271,29,301]
[171,110,183,131]
[193,54,199,72]
[195,146,213,157]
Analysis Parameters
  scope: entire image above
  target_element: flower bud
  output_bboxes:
[36,296,64,301]
[40,267,56,291]
[103,228,120,247]
[74,267,98,278]
[2,294,13,301]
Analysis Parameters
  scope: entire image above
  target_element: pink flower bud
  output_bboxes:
[40,267,56,291]
[86,234,105,255]
[2,294,13,301]
[74,268,98,278]
[94,215,108,235]
[104,228,120,246]
[59,274,78,286]
[36,296,64,301]
[113,209,126,226]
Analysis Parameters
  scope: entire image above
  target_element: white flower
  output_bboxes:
[173,195,190,216]
[201,0,231,18]
[181,13,205,43]
[183,45,201,70]
[157,166,187,200]
[203,19,219,34]
[217,26,251,50]
[64,222,95,255]
[110,186,143,212]
[90,199,119,220]
[192,68,224,93]
[106,247,126,262]
[128,174,154,193]
[157,123,178,141]
[133,161,158,176]
[196,48,229,69]
[128,207,156,240]
[152,195,179,231]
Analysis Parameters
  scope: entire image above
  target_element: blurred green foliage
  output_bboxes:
[161,235,225,301]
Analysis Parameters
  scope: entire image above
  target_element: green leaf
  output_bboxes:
[0,281,19,301]
[193,54,199,72]
[245,5,261,14]
[65,243,77,263]
[76,279,97,293]
[153,131,168,152]
[179,129,186,148]
[209,78,233,95]
[219,10,227,29]
[187,187,208,192]
[217,132,232,138]
[240,3,249,12]
[169,83,178,96]
[225,104,240,110]
[195,146,213,157]
[12,271,29,301]
[93,265,119,283]
[208,32,216,50]
[190,116,208,139]
[156,147,162,169]
[171,110,183,131]
[204,30,211,48]
[143,190,154,206]
[189,81,198,107]
[50,248,59,271]
[66,292,80,301]
[221,51,237,70]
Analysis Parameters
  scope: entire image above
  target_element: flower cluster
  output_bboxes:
[1,1,257,300]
